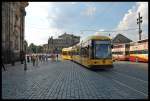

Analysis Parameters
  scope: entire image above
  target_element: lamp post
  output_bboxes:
[137,12,142,40]
[24,42,27,71]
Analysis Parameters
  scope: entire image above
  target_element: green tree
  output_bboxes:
[36,45,43,53]
[28,43,37,53]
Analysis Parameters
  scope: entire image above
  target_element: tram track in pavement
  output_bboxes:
[70,60,148,96]
[111,70,148,83]
[112,68,148,82]
[113,62,148,81]
[95,69,148,98]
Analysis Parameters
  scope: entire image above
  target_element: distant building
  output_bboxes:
[2,2,28,63]
[48,32,80,53]
[112,34,132,44]
[42,44,48,53]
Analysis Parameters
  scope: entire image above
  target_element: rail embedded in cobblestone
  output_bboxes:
[2,61,148,99]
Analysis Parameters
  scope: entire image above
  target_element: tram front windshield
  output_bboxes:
[94,40,111,59]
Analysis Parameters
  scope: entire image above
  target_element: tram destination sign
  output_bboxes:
[94,40,111,44]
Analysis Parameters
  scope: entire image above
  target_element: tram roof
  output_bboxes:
[62,48,68,51]
[70,35,111,49]
[85,35,111,41]
[62,47,72,51]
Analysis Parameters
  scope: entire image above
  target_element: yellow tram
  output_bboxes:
[61,47,72,60]
[62,35,113,69]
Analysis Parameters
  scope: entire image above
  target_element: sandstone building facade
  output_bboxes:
[2,2,28,63]
[48,33,80,53]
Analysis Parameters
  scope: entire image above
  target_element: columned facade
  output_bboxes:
[2,2,28,63]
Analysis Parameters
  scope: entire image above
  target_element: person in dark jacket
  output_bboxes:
[27,55,30,62]
[56,54,58,61]
[20,51,25,64]
[2,56,6,71]
[10,50,15,66]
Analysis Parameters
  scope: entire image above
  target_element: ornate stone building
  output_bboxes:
[42,44,48,53]
[2,2,28,63]
[48,33,80,53]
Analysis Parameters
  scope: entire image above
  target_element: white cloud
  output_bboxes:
[94,29,107,35]
[70,2,78,5]
[48,2,78,5]
[94,30,111,38]
[114,2,148,41]
[25,2,64,46]
[81,7,96,16]
[25,2,49,18]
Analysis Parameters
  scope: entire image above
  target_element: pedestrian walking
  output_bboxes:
[45,54,48,62]
[51,53,54,62]
[2,56,6,71]
[24,56,27,71]
[53,54,56,62]
[39,55,42,63]
[56,54,59,61]
[27,55,30,62]
[10,50,15,66]
[1,62,6,71]
[41,55,43,62]
[32,55,36,66]
[20,51,24,64]
[43,54,45,62]
[35,55,39,66]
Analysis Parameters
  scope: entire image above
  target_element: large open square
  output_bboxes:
[2,60,148,99]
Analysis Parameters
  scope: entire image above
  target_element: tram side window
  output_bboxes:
[137,50,148,54]
[80,48,84,57]
[72,51,74,55]
[80,47,89,58]
[141,50,147,54]
[144,50,148,54]
[89,46,92,59]
[76,49,80,55]
[138,50,142,54]
[130,51,138,54]
[77,49,79,55]
[75,51,77,55]
[68,51,71,55]
[85,47,89,57]
[125,51,129,55]
[112,51,124,55]
[62,51,67,55]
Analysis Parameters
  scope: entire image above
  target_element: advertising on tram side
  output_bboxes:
[129,39,148,63]
[112,43,130,61]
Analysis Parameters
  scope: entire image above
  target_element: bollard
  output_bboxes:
[24,59,27,71]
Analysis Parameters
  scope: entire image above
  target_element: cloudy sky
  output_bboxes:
[25,2,148,46]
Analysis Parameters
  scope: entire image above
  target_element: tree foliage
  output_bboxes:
[28,43,43,53]
[28,43,37,53]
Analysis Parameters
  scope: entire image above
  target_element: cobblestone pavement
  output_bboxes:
[2,59,148,99]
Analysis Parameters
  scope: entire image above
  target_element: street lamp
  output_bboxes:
[24,42,27,71]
